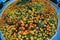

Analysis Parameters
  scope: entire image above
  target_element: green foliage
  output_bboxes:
[17,0,31,4]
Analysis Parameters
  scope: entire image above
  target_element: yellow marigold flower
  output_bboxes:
[29,31,34,34]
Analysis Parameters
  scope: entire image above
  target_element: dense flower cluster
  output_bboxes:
[0,0,58,40]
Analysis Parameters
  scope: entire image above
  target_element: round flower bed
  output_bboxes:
[0,0,58,40]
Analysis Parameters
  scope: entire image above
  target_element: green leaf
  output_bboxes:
[50,19,55,24]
